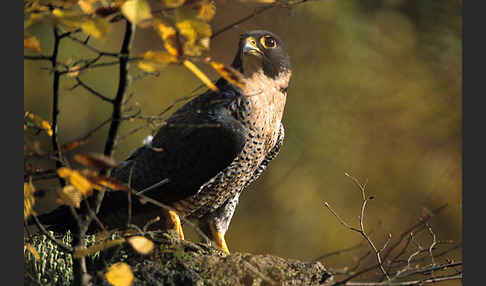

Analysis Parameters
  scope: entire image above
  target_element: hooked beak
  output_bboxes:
[242,37,262,56]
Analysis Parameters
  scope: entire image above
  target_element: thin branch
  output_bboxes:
[66,34,126,58]
[325,173,390,281]
[24,55,52,61]
[314,241,366,262]
[49,26,67,188]
[211,5,275,39]
[211,0,321,39]
[344,274,462,286]
[73,77,114,103]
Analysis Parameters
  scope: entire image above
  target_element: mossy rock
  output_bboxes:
[25,231,332,286]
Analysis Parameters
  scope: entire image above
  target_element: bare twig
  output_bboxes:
[211,0,320,39]
[314,241,366,262]
[50,27,66,186]
[24,55,52,61]
[344,273,462,286]
[72,77,114,103]
[325,173,390,280]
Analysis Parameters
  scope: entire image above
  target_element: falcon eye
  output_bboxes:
[260,36,277,49]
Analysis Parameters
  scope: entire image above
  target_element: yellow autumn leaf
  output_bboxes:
[240,0,275,3]
[175,19,211,56]
[57,167,94,196]
[74,153,118,171]
[78,0,95,14]
[105,262,135,286]
[24,34,41,52]
[210,61,245,88]
[137,61,157,73]
[49,0,78,8]
[24,243,40,260]
[121,0,152,25]
[183,60,218,92]
[141,50,178,64]
[61,137,92,152]
[138,50,179,72]
[56,185,82,208]
[176,19,211,43]
[24,111,53,136]
[81,17,111,40]
[73,239,126,258]
[197,0,216,22]
[162,0,185,8]
[153,20,181,56]
[128,236,154,255]
[24,181,36,220]
[81,169,129,191]
[66,65,81,78]
[52,8,86,30]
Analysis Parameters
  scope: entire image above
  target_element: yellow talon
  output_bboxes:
[209,222,230,254]
[166,210,184,240]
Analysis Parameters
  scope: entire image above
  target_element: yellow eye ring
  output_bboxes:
[260,36,277,49]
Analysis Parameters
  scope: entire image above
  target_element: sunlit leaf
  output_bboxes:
[141,50,179,64]
[78,0,95,14]
[138,50,179,72]
[66,65,81,77]
[162,0,185,8]
[176,19,211,42]
[24,243,40,260]
[73,239,126,258]
[52,8,85,30]
[128,236,154,255]
[56,185,82,208]
[24,111,53,136]
[105,262,135,286]
[74,153,118,171]
[81,169,129,191]
[175,19,211,56]
[137,61,158,73]
[153,20,181,56]
[24,34,41,52]
[197,0,216,22]
[183,60,218,92]
[57,167,94,196]
[81,17,111,40]
[24,181,36,220]
[61,136,92,152]
[210,61,245,88]
[48,0,78,8]
[239,0,275,3]
[121,0,152,25]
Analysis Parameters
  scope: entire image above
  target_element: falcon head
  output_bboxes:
[231,30,291,80]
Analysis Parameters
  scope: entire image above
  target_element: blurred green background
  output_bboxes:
[25,0,461,280]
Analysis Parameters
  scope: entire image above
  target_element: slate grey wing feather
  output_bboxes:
[99,85,248,227]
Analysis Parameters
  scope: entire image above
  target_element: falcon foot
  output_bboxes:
[166,210,185,240]
[209,222,230,254]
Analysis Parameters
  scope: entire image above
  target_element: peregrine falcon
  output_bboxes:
[39,30,291,254]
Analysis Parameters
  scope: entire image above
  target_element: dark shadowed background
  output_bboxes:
[25,0,461,283]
